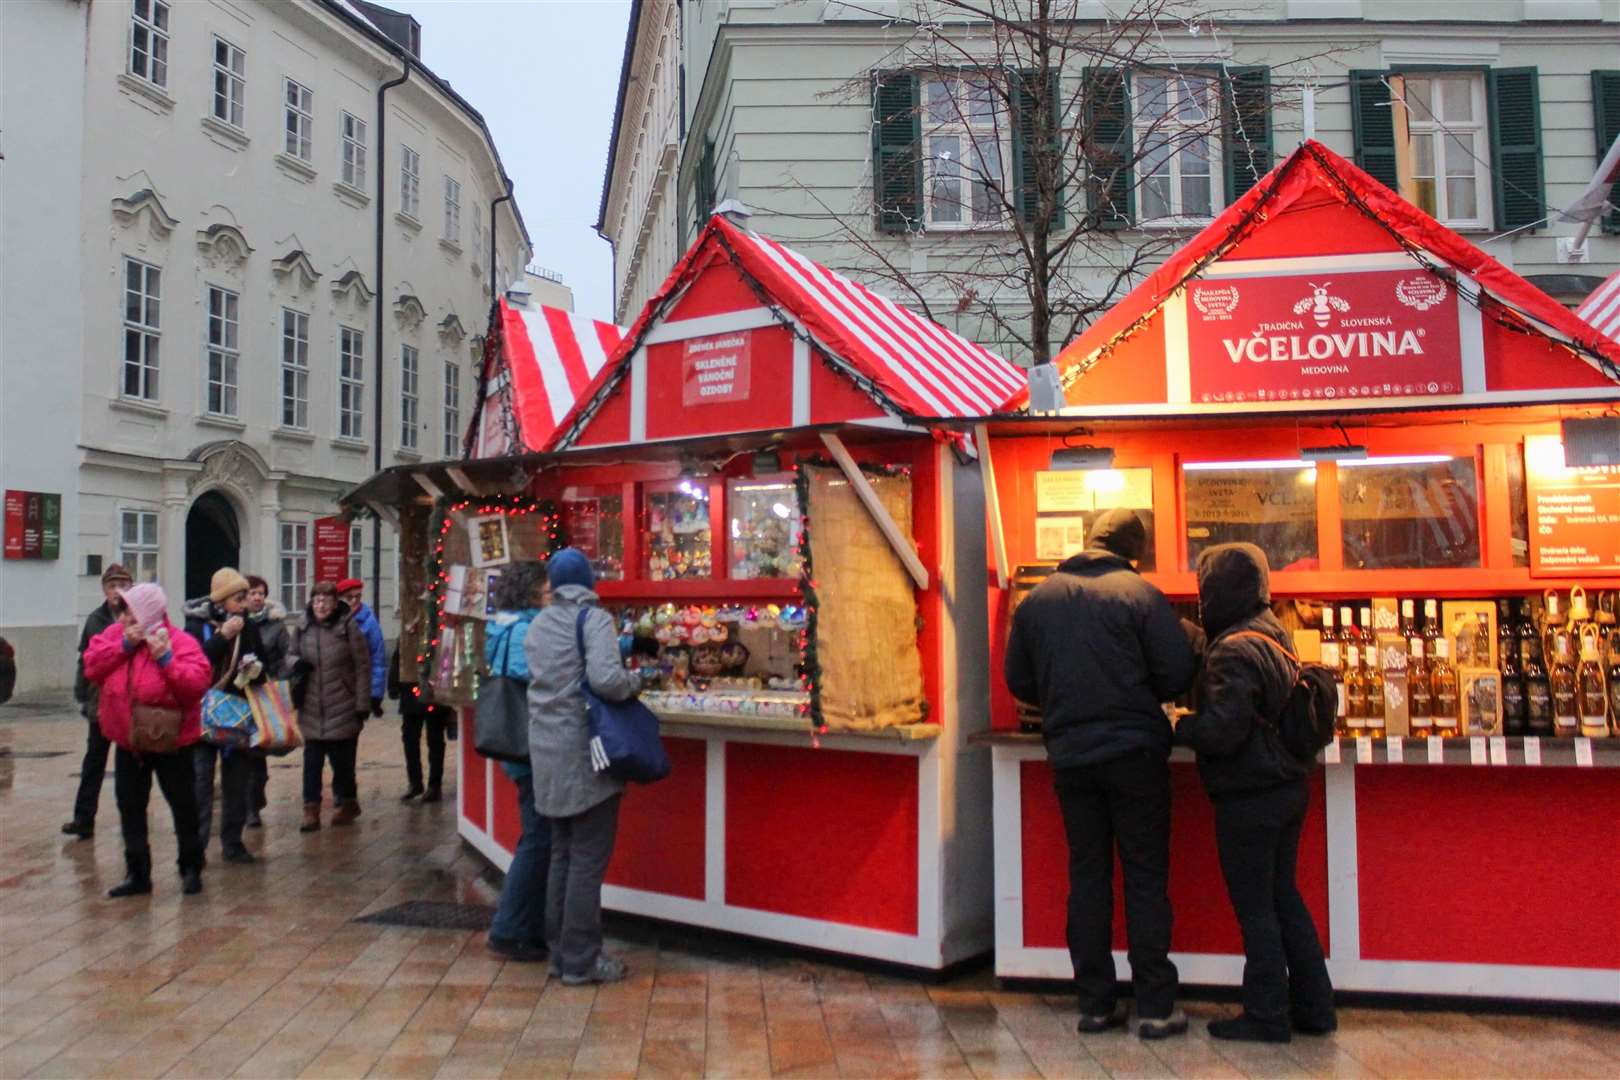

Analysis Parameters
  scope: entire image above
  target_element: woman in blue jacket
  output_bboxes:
[482,561,552,962]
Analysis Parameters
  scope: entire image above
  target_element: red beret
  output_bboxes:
[336,578,364,594]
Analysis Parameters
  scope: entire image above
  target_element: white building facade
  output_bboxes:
[1,0,531,693]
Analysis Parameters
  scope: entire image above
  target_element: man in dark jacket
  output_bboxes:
[1005,508,1197,1039]
[61,563,134,839]
[1176,544,1334,1043]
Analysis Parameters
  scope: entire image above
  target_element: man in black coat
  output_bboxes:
[1005,509,1197,1039]
[61,563,134,839]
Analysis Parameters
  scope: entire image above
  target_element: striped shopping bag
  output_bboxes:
[246,680,303,754]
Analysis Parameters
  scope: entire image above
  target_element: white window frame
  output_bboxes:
[204,285,240,417]
[279,521,309,611]
[283,77,313,161]
[119,510,160,583]
[340,111,367,190]
[442,360,462,458]
[443,176,462,244]
[129,0,170,89]
[400,144,421,220]
[1397,72,1492,230]
[210,36,245,129]
[122,257,161,402]
[400,344,420,451]
[338,326,365,441]
[1134,71,1223,226]
[921,74,1011,230]
[280,308,310,429]
[348,524,365,582]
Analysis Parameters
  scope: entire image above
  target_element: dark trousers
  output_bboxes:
[193,743,252,851]
[1212,780,1335,1028]
[71,717,112,824]
[303,737,359,804]
[114,745,203,873]
[402,709,448,791]
[251,755,268,811]
[489,772,551,947]
[546,794,621,977]
[1053,751,1178,1020]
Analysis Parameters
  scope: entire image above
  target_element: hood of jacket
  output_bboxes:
[182,596,218,624]
[549,584,599,608]
[305,598,353,628]
[1088,508,1148,562]
[1197,543,1272,640]
[250,601,288,623]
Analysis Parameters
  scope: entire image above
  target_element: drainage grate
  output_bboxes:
[353,900,494,931]
[0,749,70,759]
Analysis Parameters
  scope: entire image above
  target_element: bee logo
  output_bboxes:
[1291,282,1351,328]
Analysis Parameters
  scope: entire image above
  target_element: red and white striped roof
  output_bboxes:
[498,300,626,450]
[1576,267,1620,344]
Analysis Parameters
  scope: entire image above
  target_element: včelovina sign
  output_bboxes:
[1186,268,1463,404]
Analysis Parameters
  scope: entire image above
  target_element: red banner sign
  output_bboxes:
[2,491,24,560]
[1526,435,1620,577]
[313,516,350,584]
[1186,268,1462,404]
[681,330,752,406]
[4,490,60,560]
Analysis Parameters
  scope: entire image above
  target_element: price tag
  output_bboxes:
[1524,737,1541,766]
[1427,736,1444,764]
[1356,737,1373,764]
[1386,738,1404,764]
[1575,737,1594,767]
[1470,737,1487,765]
[1324,739,1342,764]
[1489,736,1508,765]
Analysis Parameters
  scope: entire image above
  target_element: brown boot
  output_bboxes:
[332,800,361,826]
[300,803,321,832]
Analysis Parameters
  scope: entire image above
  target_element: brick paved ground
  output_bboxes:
[2,694,1616,1078]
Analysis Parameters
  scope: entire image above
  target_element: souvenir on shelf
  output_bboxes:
[646,483,713,580]
[562,487,625,581]
[728,478,804,580]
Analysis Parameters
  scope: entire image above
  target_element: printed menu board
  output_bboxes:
[1525,435,1620,577]
[4,490,61,560]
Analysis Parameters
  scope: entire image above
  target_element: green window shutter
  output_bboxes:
[1592,70,1620,234]
[1350,69,1398,192]
[1081,67,1131,228]
[1013,69,1065,230]
[694,139,716,233]
[1222,66,1272,205]
[872,72,921,233]
[1487,67,1545,232]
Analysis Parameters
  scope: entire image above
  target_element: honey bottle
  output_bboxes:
[1364,645,1387,736]
[1408,637,1434,737]
[1550,631,1580,738]
[1500,619,1528,737]
[1344,646,1369,732]
[1523,625,1555,736]
[1607,630,1620,732]
[1430,638,1461,737]
[1577,627,1608,738]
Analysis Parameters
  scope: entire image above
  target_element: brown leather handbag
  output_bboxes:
[126,658,183,754]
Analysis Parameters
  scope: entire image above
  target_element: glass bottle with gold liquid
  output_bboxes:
[1344,646,1369,733]
[1364,644,1387,737]
[1407,637,1434,738]
[1606,630,1620,735]
[1577,627,1609,738]
[1430,638,1461,737]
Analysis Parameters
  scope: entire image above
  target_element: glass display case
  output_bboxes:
[561,486,625,581]
[728,476,804,580]
[646,480,713,580]
[1184,460,1320,571]
[1339,455,1481,569]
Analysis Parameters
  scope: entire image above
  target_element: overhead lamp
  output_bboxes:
[1562,417,1620,467]
[1300,444,1368,462]
[752,449,781,475]
[1049,445,1115,470]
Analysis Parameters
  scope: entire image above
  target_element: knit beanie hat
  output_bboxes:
[118,583,169,632]
[547,548,595,592]
[101,563,133,587]
[209,567,251,603]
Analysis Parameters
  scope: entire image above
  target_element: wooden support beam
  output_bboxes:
[413,472,444,500]
[365,500,399,528]
[819,432,930,592]
[445,467,483,496]
[975,424,1010,590]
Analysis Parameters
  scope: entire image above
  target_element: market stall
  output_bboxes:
[974,141,1620,1003]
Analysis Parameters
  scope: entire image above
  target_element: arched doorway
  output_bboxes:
[185,491,241,602]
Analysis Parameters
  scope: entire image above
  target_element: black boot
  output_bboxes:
[108,849,152,898]
[181,864,204,895]
[1208,1016,1291,1043]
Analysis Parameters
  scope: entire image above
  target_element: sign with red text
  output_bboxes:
[1525,435,1620,577]
[681,330,753,406]
[3,490,60,560]
[313,516,350,583]
[1186,269,1462,404]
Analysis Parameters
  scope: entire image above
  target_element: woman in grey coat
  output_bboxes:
[289,581,371,832]
[524,548,640,985]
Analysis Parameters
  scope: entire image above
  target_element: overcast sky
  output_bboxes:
[385,0,631,321]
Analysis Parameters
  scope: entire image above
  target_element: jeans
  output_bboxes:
[1212,780,1335,1028]
[546,794,621,977]
[193,743,253,851]
[115,745,203,873]
[251,755,268,812]
[489,772,552,948]
[402,708,448,791]
[71,717,112,824]
[1053,750,1178,1020]
[303,737,359,804]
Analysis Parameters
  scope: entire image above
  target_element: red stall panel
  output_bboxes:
[605,736,708,900]
[491,765,521,850]
[1020,761,1330,957]
[460,727,487,831]
[1356,767,1620,970]
[726,744,919,934]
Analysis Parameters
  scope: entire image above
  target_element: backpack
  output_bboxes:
[1227,631,1337,762]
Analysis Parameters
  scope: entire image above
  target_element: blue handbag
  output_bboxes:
[203,688,255,748]
[575,608,670,784]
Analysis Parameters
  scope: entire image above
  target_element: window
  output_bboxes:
[442,360,461,457]
[338,327,365,440]
[204,286,240,416]
[279,521,309,610]
[922,75,1006,227]
[646,481,713,580]
[340,111,367,189]
[283,78,312,160]
[400,344,419,451]
[473,204,484,263]
[728,478,803,579]
[1136,72,1220,223]
[1032,467,1157,571]
[210,36,245,128]
[1340,455,1481,569]
[1183,460,1319,571]
[120,510,159,583]
[400,145,420,219]
[443,176,462,243]
[280,308,309,428]
[562,487,625,581]
[122,258,161,401]
[1397,73,1491,228]
[349,524,364,582]
[129,0,169,88]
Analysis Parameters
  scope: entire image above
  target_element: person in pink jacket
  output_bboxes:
[82,583,212,897]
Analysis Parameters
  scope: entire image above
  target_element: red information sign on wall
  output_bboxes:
[313,516,350,583]
[2,491,24,560]
[681,330,752,406]
[1525,435,1620,577]
[1186,268,1463,404]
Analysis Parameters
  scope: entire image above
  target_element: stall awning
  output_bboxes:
[1576,267,1620,343]
[486,301,626,454]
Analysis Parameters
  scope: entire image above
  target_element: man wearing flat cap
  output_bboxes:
[61,563,135,839]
